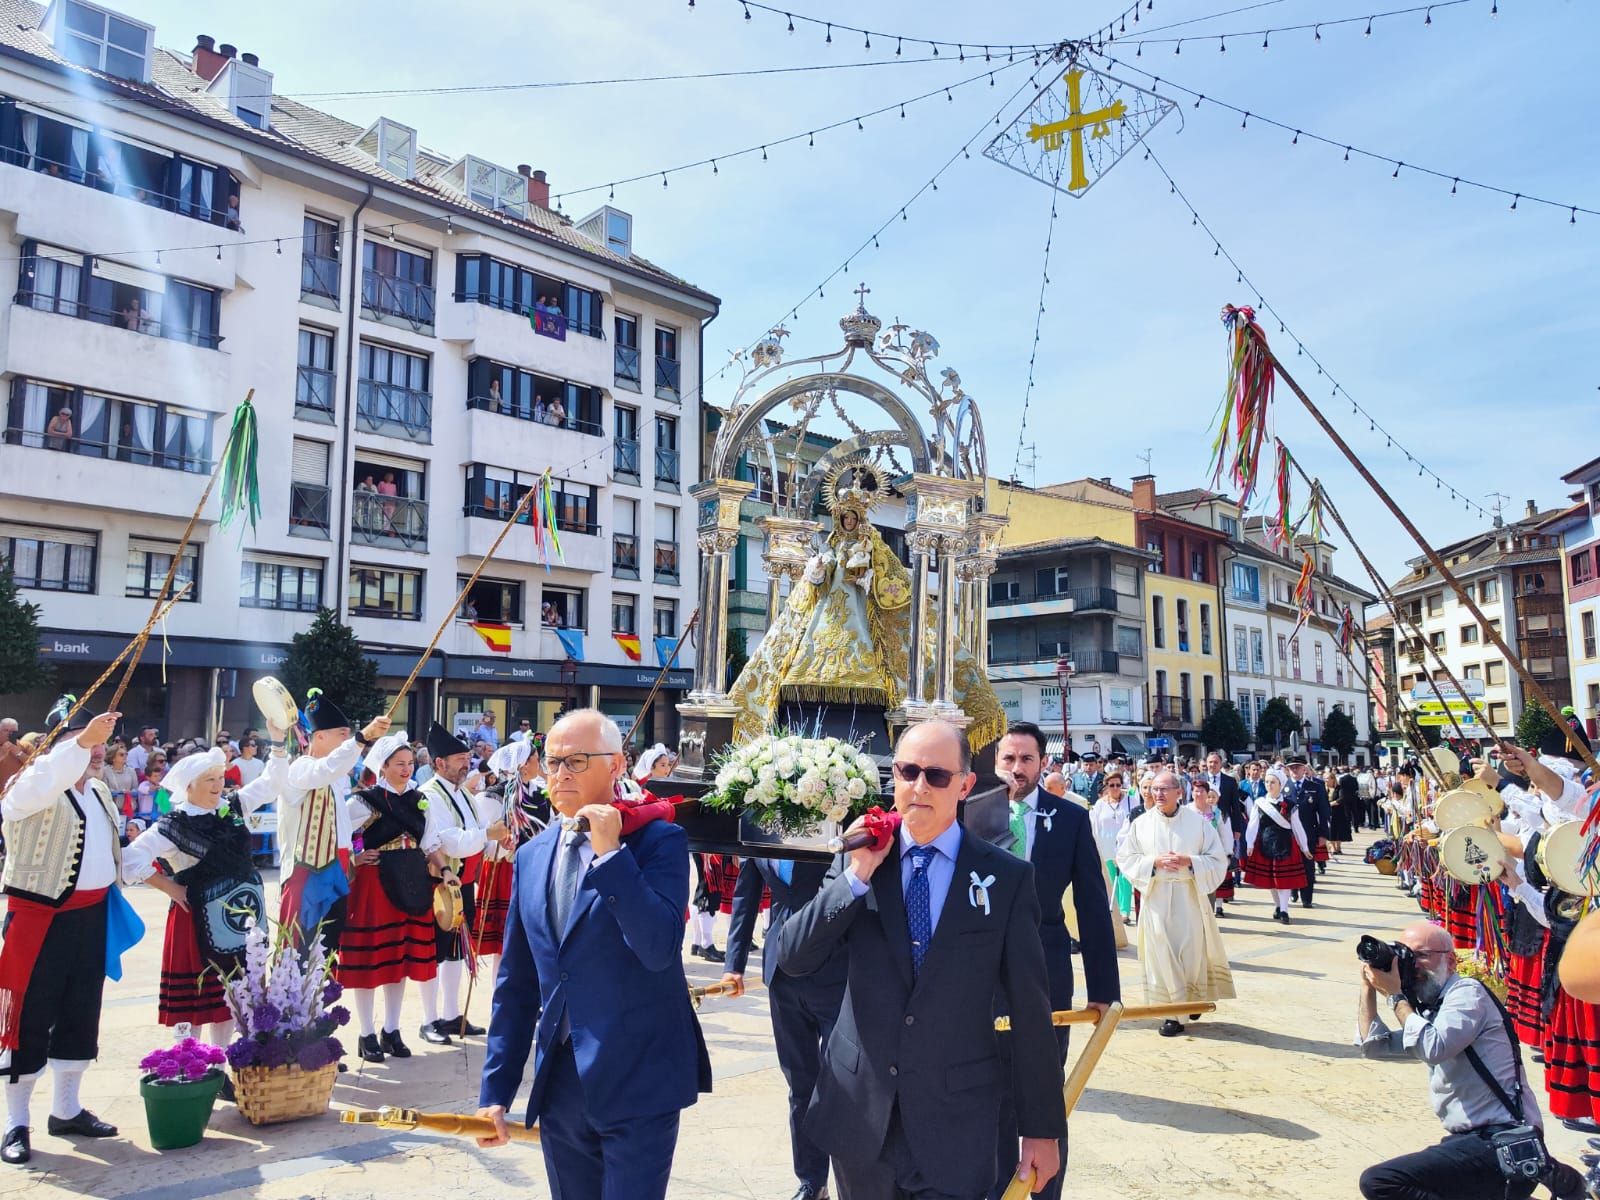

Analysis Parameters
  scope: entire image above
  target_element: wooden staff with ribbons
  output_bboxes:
[341,1106,539,1144]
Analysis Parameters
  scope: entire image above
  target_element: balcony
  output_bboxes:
[615,437,641,480]
[15,288,222,351]
[655,355,681,401]
[5,305,229,405]
[989,585,1118,620]
[613,533,640,579]
[466,394,602,438]
[655,446,681,489]
[615,344,641,390]
[351,492,427,551]
[295,365,335,424]
[1152,694,1193,726]
[301,253,339,304]
[289,482,331,539]
[357,379,432,441]
[1070,650,1121,674]
[654,539,681,583]
[362,269,435,331]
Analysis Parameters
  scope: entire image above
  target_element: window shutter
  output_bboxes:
[292,438,329,484]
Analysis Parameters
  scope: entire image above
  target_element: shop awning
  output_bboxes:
[1111,735,1150,758]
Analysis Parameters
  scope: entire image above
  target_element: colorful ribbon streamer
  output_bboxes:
[1209,305,1276,506]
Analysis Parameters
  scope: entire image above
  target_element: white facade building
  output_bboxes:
[0,2,718,743]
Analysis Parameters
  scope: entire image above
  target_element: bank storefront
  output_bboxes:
[991,681,1153,761]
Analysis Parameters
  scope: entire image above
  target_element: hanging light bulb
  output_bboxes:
[864,32,870,49]
[825,23,831,43]
[742,2,750,18]
[1314,24,1322,41]
[1175,39,1181,54]
[712,159,718,174]
[762,146,767,160]
[1262,32,1269,49]
[1451,178,1458,194]
[1219,36,1226,52]
[276,239,282,255]
[785,12,793,31]
[1292,129,1300,144]
[1393,162,1402,178]
[1364,16,1372,36]
[1510,194,1519,211]
[1425,6,1433,23]
[1241,112,1249,128]
[661,172,668,188]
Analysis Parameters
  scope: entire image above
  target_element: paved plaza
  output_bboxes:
[4,831,1586,1200]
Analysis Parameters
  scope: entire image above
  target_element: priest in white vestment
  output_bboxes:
[1115,769,1236,1037]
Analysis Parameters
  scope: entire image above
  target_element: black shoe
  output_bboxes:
[380,1029,412,1058]
[1068,938,1082,955]
[45,1109,116,1138]
[698,945,726,963]
[1562,1118,1600,1134]
[1317,864,1326,875]
[1158,1019,1184,1037]
[1214,905,1225,918]
[218,1075,235,1103]
[446,1016,486,1037]
[1189,1013,1203,1021]
[791,1185,829,1200]
[1290,890,1300,902]
[358,1033,386,1063]
[1,1127,27,1165]
[1281,911,1292,924]
[420,1020,452,1046]
[1301,900,1315,909]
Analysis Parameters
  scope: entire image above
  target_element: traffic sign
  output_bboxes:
[1416,713,1484,729]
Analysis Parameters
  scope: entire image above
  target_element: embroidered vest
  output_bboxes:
[424,776,481,883]
[293,785,340,870]
[2,779,122,906]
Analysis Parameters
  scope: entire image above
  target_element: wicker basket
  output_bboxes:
[232,1062,338,1126]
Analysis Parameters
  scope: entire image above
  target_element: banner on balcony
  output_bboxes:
[471,621,512,654]
[654,636,679,669]
[613,632,642,662]
[553,627,585,662]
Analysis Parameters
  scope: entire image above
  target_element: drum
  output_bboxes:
[252,676,300,731]
[1440,825,1508,885]
[433,880,464,931]
[1540,821,1598,897]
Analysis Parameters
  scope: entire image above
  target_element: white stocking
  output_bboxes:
[205,1019,235,1048]
[440,960,465,1021]
[4,1072,39,1131]
[419,976,440,1026]
[48,1059,88,1121]
[692,911,715,946]
[352,988,377,1037]
[381,982,406,1034]
[1272,888,1295,911]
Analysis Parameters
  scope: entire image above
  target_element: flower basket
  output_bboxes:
[701,732,883,838]
[139,1069,224,1150]
[232,1062,339,1126]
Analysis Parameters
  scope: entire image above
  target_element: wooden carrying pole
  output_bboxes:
[340,1106,540,1144]
[1255,329,1600,785]
[994,1001,1211,1033]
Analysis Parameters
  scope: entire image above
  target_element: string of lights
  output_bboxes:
[698,0,1070,57]
[1142,144,1492,519]
[551,54,1034,202]
[1112,0,1487,52]
[1004,151,1068,518]
[1102,0,1289,41]
[1092,51,1598,221]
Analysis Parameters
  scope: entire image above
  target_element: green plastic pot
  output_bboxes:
[140,1069,224,1150]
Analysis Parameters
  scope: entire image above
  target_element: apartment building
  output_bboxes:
[1545,457,1600,737]
[0,1,718,742]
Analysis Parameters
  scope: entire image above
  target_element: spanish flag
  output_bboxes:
[471,622,512,654]
[613,632,642,662]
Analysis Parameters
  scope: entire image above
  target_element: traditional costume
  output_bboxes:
[1114,802,1235,1036]
[1192,799,1237,911]
[0,712,133,1163]
[341,732,438,1063]
[122,747,283,1039]
[474,739,547,962]
[417,723,488,1043]
[1089,790,1133,928]
[279,692,364,955]
[1242,789,1311,922]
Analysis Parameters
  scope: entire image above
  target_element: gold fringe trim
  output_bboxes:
[780,685,894,707]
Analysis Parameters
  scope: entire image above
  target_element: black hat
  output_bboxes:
[1523,831,1549,891]
[45,694,88,732]
[426,721,470,760]
[1286,754,1308,766]
[305,690,352,733]
[1539,723,1591,761]
[1081,751,1102,763]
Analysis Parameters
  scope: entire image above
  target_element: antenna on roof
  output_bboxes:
[1136,447,1153,473]
[1018,443,1037,488]
[1485,492,1508,528]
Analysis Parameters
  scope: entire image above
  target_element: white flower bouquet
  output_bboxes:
[702,731,883,835]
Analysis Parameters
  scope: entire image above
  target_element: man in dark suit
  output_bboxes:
[476,709,711,1200]
[723,855,845,1200]
[1203,750,1246,887]
[778,720,1064,1200]
[987,722,1118,1200]
[1287,755,1330,908]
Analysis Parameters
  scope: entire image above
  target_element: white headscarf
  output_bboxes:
[164,747,226,807]
[362,730,411,783]
[488,738,535,778]
[633,743,671,781]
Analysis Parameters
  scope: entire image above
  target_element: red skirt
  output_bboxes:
[1543,987,1600,1123]
[1506,936,1547,1047]
[473,856,515,956]
[1213,875,1236,903]
[336,864,439,989]
[159,903,231,1027]
[1419,875,1443,918]
[1242,845,1309,890]
[1444,884,1477,949]
[1311,839,1329,865]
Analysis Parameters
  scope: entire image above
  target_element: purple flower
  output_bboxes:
[296,1042,329,1072]
[328,1005,350,1028]
[260,1038,294,1069]
[321,981,343,1005]
[252,1002,282,1031]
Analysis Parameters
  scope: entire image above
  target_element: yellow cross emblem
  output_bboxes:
[1026,69,1127,192]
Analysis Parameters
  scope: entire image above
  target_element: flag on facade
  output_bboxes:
[654,635,679,668]
[554,627,585,662]
[470,621,512,654]
[613,632,641,662]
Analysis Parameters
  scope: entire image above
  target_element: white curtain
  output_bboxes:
[78,393,106,455]
[69,129,87,181]
[18,114,36,167]
[130,401,156,464]
[19,383,47,448]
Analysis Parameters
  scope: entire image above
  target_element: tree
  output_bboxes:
[1515,700,1559,750]
[1322,705,1359,759]
[0,565,52,695]
[279,608,384,724]
[1200,699,1249,755]
[1254,697,1302,752]
[725,629,749,689]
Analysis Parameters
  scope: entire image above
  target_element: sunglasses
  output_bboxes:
[892,761,962,788]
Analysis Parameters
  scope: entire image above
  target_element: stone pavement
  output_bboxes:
[1,830,1587,1199]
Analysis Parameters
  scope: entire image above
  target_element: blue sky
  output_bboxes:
[122,0,1597,578]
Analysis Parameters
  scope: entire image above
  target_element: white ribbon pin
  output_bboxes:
[968,871,996,915]
[1037,808,1055,833]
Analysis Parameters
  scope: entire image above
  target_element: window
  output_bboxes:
[352,454,427,549]
[362,241,433,327]
[1230,562,1259,603]
[1488,702,1510,727]
[612,593,637,635]
[1573,553,1596,586]
[1317,698,1326,732]
[614,404,641,478]
[1460,623,1479,645]
[1426,592,1444,616]
[615,314,641,388]
[18,243,82,316]
[1584,610,1597,659]
[655,505,680,581]
[125,537,198,601]
[240,554,323,612]
[1189,549,1207,583]
[1175,598,1189,651]
[655,324,680,399]
[1151,596,1165,649]
[301,215,340,301]
[1314,642,1325,682]
[1276,633,1288,672]
[1480,578,1499,603]
[655,599,677,639]
[358,341,431,438]
[655,414,680,486]
[20,245,219,347]
[1485,661,1507,687]
[1254,692,1267,729]
[1488,617,1503,637]
[1203,675,1216,706]
[452,254,603,336]
[1429,630,1446,649]
[55,1,153,82]
[1145,539,1163,572]
[5,378,211,472]
[348,565,422,619]
[1519,572,1547,595]
[542,586,586,630]
[1155,669,1167,700]
[466,358,602,434]
[1251,630,1265,674]
[1219,514,1240,538]
[1291,638,1302,679]
[1113,563,1139,595]
[290,437,331,536]
[1234,627,1249,672]
[296,326,336,421]
[1589,682,1600,715]
[457,576,522,625]
[0,523,96,592]
[605,210,632,257]
[989,578,1020,604]
[1464,664,1483,680]
[1200,604,1212,655]
[1034,565,1070,597]
[613,497,639,578]
[1116,624,1142,657]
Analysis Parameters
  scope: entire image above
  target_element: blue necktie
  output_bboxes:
[905,846,936,978]
[774,858,793,886]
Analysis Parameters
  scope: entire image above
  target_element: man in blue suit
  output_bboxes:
[476,709,710,1200]
[987,721,1120,1200]
[722,853,845,1200]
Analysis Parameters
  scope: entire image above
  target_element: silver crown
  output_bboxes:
[839,283,882,346]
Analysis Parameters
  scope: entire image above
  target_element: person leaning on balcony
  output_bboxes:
[45,408,72,451]
[547,396,566,428]
[486,378,502,414]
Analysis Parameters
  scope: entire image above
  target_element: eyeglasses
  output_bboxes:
[892,761,962,788]
[1150,784,1179,793]
[544,751,615,775]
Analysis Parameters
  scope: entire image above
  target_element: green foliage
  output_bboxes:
[1322,705,1359,758]
[0,565,52,695]
[1514,701,1559,750]
[725,629,749,689]
[1200,700,1250,755]
[1254,697,1303,751]
[279,609,384,724]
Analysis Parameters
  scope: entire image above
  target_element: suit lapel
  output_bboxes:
[869,850,915,990]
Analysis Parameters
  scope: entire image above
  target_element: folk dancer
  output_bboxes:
[279,692,391,955]
[1286,755,1330,906]
[1116,769,1236,1038]
[1242,771,1312,924]
[474,738,547,983]
[341,732,440,1064]
[1188,776,1237,918]
[1088,771,1134,936]
[0,710,127,1165]
[476,710,710,1200]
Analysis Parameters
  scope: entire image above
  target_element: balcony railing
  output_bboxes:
[655,355,681,400]
[362,269,435,329]
[295,365,335,422]
[615,345,641,389]
[654,539,680,582]
[988,647,1121,672]
[466,395,601,437]
[1152,694,1193,725]
[15,290,223,349]
[3,149,240,230]
[989,585,1118,611]
[1070,650,1121,674]
[351,492,427,550]
[289,482,331,538]
[357,379,432,440]
[301,252,339,302]
[654,446,680,486]
[613,533,640,579]
[615,437,641,479]
[3,425,211,474]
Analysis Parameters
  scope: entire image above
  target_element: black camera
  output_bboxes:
[1356,934,1419,1003]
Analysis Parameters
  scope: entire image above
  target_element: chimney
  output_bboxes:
[1524,499,1538,520]
[1131,474,1156,511]
[520,165,550,211]
[219,43,237,59]
[241,52,259,67]
[192,34,228,82]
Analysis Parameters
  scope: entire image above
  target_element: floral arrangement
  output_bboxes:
[222,920,348,1073]
[703,732,883,835]
[140,1037,226,1085]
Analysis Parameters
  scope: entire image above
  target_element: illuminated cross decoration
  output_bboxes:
[854,282,871,307]
[1026,69,1127,192]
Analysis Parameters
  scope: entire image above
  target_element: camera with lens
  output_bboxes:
[1356,934,1420,1005]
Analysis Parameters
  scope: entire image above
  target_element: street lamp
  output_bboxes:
[1055,656,1075,765]
[560,656,580,715]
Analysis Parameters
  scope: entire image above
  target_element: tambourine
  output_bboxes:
[1540,821,1598,898]
[1433,787,1500,832]
[1439,825,1509,885]
[1427,746,1464,788]
[433,880,464,932]
[252,676,299,731]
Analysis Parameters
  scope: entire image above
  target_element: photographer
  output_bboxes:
[1356,921,1581,1200]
